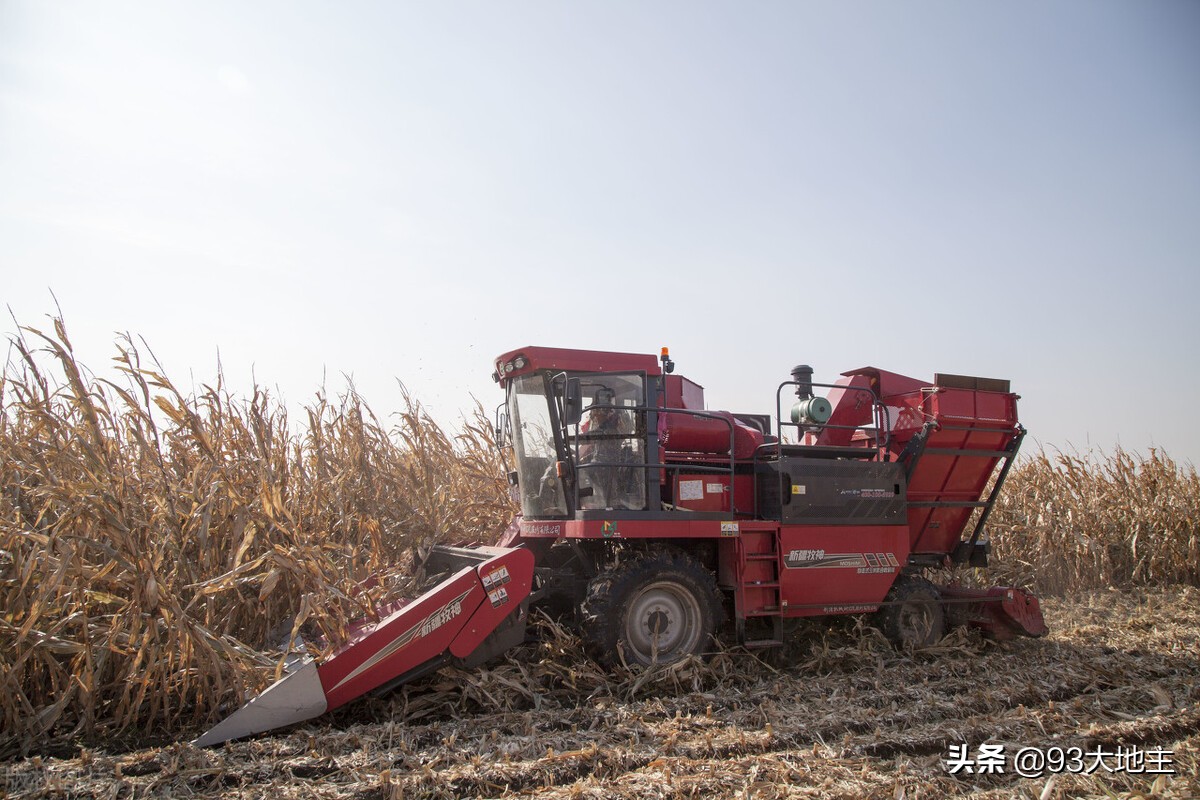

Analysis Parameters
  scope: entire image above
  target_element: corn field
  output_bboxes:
[2,316,1198,769]
[1,318,514,757]
[990,447,1200,596]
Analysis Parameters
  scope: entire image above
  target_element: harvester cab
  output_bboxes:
[195,346,1046,747]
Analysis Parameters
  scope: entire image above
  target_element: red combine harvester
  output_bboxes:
[195,347,1046,746]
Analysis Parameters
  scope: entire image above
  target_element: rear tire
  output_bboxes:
[874,576,945,649]
[581,549,724,667]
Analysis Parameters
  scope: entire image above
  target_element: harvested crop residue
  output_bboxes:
[3,586,1197,798]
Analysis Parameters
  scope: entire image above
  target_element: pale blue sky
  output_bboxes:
[2,2,1198,465]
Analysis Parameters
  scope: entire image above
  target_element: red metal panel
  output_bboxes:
[717,537,740,588]
[661,411,764,458]
[317,569,482,710]
[815,374,877,446]
[521,518,743,540]
[939,585,1048,639]
[494,346,660,387]
[777,525,910,614]
[668,473,754,514]
[894,385,1021,554]
[664,375,705,410]
[673,474,731,512]
[449,548,535,658]
[842,366,928,398]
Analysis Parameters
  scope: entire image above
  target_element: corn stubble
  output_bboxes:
[2,317,1197,768]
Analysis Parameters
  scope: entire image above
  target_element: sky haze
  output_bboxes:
[2,1,1198,465]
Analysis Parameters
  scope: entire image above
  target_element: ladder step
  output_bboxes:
[744,581,779,588]
[744,554,778,561]
[742,639,783,650]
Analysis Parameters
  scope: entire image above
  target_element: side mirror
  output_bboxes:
[563,378,583,426]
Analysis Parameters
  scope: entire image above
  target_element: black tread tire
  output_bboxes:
[580,549,724,667]
[874,576,945,649]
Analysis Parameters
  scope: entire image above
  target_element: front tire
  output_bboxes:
[581,549,724,667]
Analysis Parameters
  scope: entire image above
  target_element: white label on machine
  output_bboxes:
[482,566,510,590]
[679,480,704,500]
[720,521,739,536]
[706,482,726,494]
[792,484,806,495]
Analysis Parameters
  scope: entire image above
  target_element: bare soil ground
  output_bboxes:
[3,587,1197,799]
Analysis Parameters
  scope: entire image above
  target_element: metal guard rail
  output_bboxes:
[572,404,738,513]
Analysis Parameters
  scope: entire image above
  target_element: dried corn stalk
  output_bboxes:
[0,316,515,755]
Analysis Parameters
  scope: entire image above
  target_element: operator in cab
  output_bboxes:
[577,387,641,510]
